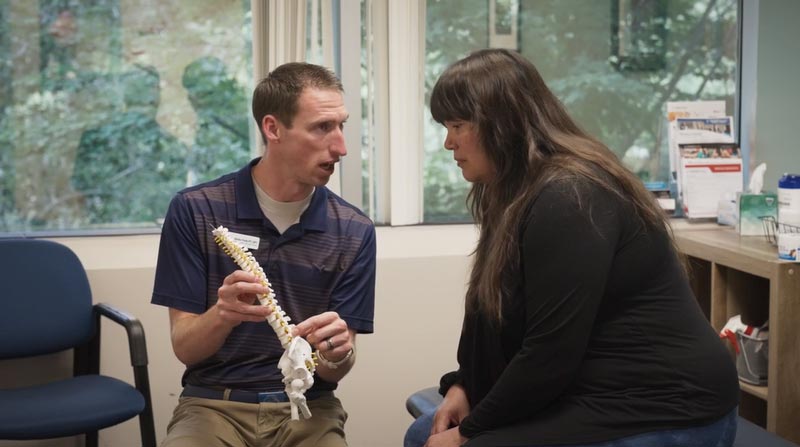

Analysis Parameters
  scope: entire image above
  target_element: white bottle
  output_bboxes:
[778,174,800,228]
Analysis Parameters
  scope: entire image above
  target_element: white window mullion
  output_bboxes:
[339,0,364,209]
[310,0,319,58]
[251,1,268,158]
[739,0,758,184]
[387,0,425,225]
[316,0,342,195]
[367,0,391,224]
[251,0,309,158]
[320,1,335,69]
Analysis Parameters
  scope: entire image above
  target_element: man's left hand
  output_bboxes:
[293,311,353,362]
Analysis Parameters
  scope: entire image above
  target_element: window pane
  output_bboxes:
[0,0,252,233]
[423,0,739,223]
[359,0,387,224]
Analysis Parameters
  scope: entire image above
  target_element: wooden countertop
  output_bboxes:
[672,224,792,278]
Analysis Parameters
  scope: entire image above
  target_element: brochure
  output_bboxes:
[665,101,730,217]
[666,101,727,185]
[678,143,742,219]
[674,117,735,144]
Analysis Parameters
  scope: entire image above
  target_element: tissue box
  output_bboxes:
[737,193,778,236]
[717,192,738,226]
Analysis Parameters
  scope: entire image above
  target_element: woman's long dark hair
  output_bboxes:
[430,49,671,323]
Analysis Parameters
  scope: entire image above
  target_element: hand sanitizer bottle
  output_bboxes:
[778,174,800,227]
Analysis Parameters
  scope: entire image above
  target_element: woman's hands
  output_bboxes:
[424,384,470,446]
[432,384,470,434]
[424,427,467,447]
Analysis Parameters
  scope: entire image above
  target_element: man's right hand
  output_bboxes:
[214,270,274,327]
[431,384,470,436]
[169,270,273,365]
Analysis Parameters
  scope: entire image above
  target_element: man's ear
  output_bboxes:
[262,115,281,143]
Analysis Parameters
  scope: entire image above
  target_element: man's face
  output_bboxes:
[266,88,348,190]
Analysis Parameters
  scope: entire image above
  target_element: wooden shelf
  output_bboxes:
[675,229,783,279]
[674,226,800,444]
[739,381,768,400]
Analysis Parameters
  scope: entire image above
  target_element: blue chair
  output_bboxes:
[0,239,156,447]
[406,387,798,447]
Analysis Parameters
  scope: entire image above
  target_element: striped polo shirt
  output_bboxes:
[152,158,376,392]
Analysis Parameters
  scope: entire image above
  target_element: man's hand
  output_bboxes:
[169,270,272,366]
[293,311,356,381]
[293,311,353,362]
[214,270,273,326]
[424,427,467,447]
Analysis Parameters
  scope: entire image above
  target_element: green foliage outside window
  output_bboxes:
[0,1,252,233]
[423,0,738,223]
[71,65,187,224]
[182,56,250,185]
[0,0,738,231]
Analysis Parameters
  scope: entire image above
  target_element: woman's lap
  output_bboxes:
[404,409,436,447]
[405,407,737,447]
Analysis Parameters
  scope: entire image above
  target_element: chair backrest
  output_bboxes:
[0,239,94,359]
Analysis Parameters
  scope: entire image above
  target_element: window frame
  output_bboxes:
[340,0,747,227]
[0,0,750,236]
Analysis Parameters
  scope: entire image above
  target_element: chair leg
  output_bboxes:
[135,365,157,447]
[140,411,157,447]
[86,431,98,447]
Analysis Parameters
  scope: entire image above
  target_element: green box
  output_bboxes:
[737,193,778,236]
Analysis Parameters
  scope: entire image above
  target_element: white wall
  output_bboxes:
[751,0,800,189]
[0,225,477,447]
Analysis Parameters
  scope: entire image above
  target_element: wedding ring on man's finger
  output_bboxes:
[326,337,335,351]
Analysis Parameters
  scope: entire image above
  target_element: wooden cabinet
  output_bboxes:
[675,228,800,443]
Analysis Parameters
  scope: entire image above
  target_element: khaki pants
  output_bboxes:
[161,395,348,447]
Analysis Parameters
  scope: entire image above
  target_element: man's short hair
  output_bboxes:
[252,63,343,143]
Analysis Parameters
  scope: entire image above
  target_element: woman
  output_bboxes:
[407,49,739,447]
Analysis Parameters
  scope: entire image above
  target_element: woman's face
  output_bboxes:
[443,120,495,183]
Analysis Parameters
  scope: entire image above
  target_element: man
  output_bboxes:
[152,62,376,447]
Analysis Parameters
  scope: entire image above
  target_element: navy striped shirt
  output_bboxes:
[152,158,376,392]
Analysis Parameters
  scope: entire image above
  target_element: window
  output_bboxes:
[1,1,742,232]
[0,0,253,234]
[421,0,740,223]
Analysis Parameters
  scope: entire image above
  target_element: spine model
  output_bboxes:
[213,225,293,348]
[212,226,317,420]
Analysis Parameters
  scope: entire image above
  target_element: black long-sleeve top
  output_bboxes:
[441,177,739,444]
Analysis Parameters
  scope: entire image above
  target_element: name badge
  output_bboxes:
[227,231,260,250]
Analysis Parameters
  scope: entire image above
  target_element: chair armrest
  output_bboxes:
[94,303,156,447]
[94,303,148,367]
[406,386,443,419]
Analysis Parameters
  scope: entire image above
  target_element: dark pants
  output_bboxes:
[404,407,737,447]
